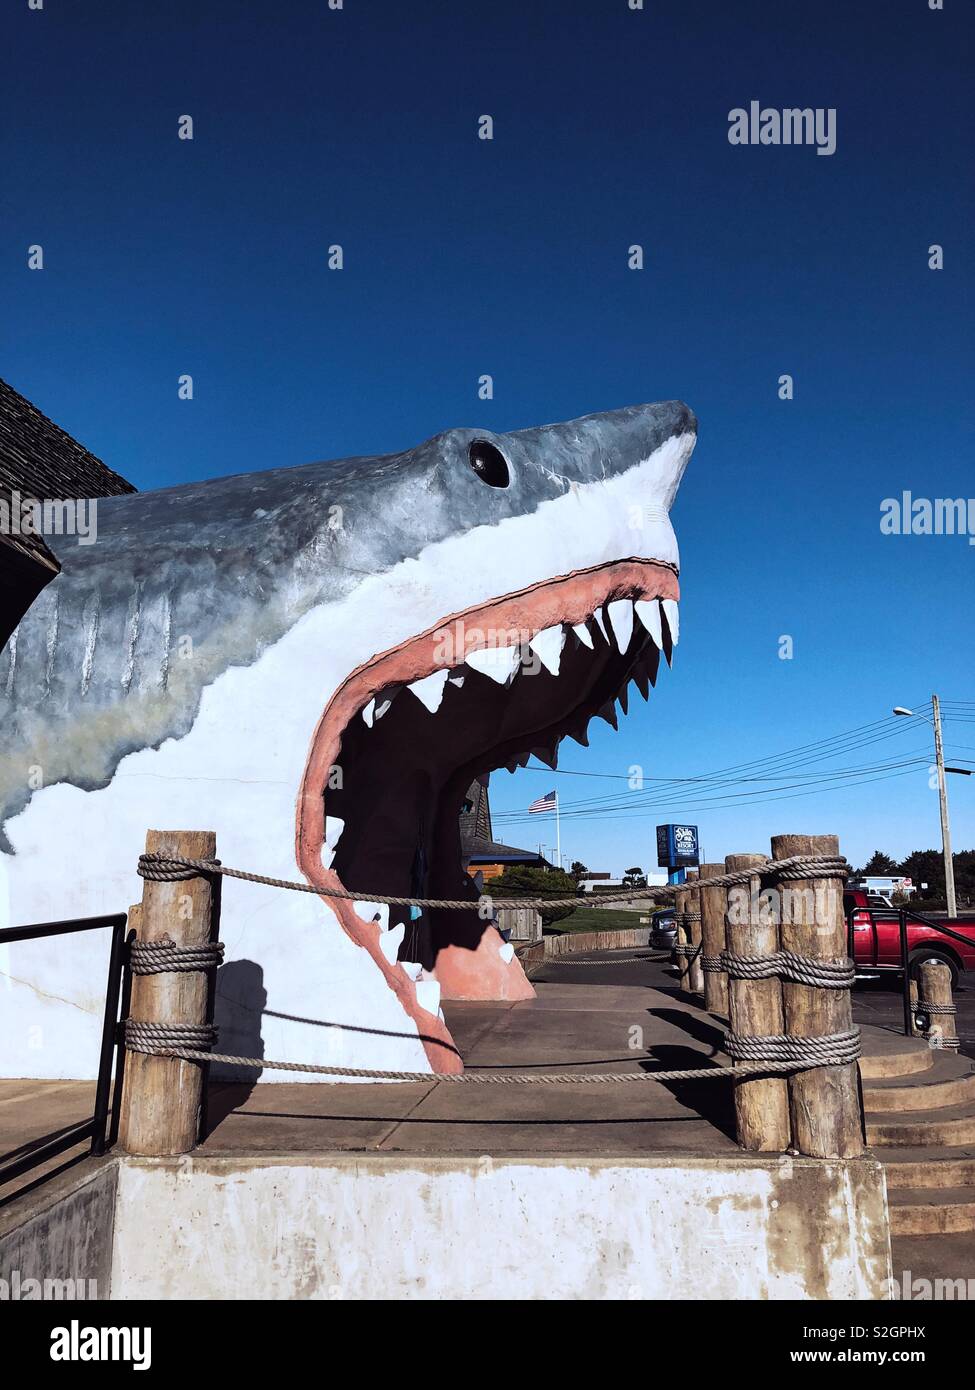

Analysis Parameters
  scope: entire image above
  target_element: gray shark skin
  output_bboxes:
[0,401,695,847]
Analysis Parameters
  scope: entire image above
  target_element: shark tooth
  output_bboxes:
[606,599,634,653]
[447,673,465,688]
[661,598,679,648]
[407,669,449,712]
[415,978,442,1015]
[324,816,345,852]
[592,608,610,643]
[499,942,515,964]
[567,722,590,747]
[464,644,521,685]
[617,684,629,716]
[356,900,389,929]
[571,622,594,649]
[633,665,650,701]
[597,700,618,730]
[400,961,423,982]
[374,688,398,720]
[529,624,565,675]
[379,922,405,965]
[635,599,663,647]
[361,698,376,727]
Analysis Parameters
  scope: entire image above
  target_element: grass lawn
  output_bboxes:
[546,905,649,935]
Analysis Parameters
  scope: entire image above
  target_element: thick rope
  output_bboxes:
[721,948,855,990]
[701,954,723,973]
[724,1028,861,1065]
[125,1043,861,1084]
[125,1020,218,1051]
[918,1001,956,1015]
[129,940,225,975]
[136,852,850,912]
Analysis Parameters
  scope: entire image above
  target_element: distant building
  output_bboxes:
[0,377,135,648]
[578,875,624,894]
[853,875,915,899]
[460,774,552,882]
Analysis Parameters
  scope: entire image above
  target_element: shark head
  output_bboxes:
[0,399,696,1077]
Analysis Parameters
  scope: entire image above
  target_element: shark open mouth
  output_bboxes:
[295,556,680,1071]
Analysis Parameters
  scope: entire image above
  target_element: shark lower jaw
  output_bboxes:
[294,557,678,1065]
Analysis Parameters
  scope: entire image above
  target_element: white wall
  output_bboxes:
[110,1153,892,1301]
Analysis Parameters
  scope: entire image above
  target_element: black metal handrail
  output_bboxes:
[0,913,128,1188]
[846,900,973,1037]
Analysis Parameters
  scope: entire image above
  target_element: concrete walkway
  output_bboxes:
[202,965,739,1157]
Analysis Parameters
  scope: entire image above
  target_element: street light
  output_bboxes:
[893,695,959,917]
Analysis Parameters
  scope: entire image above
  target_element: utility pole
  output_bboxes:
[932,694,958,918]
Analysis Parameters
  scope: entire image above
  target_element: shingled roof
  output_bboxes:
[0,377,136,646]
[0,376,135,504]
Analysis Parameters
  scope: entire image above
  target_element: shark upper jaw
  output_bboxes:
[294,555,679,1065]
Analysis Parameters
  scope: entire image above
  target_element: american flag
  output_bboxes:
[528,790,558,814]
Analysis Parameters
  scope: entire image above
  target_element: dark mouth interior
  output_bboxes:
[326,601,670,970]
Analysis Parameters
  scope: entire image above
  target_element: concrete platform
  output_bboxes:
[202,974,739,1156]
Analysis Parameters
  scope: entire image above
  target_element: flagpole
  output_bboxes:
[555,793,561,870]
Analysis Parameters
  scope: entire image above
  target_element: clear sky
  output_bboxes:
[3,0,972,874]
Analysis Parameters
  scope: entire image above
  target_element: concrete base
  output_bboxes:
[1,1151,892,1300]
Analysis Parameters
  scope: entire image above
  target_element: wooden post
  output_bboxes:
[917,960,958,1050]
[674,883,691,987]
[725,852,791,1152]
[774,833,863,1159]
[118,829,219,1156]
[697,862,726,1014]
[684,867,705,996]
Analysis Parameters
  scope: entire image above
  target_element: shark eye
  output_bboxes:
[468,440,510,489]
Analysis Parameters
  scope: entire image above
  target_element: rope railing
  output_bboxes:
[122,1019,861,1084]
[136,851,850,913]
[122,845,862,1103]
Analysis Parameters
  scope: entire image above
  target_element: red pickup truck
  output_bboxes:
[846,889,975,985]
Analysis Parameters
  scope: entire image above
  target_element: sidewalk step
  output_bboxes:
[858,1029,934,1082]
[863,1054,975,1113]
[883,1146,975,1189]
[867,1101,975,1148]
[888,1187,975,1236]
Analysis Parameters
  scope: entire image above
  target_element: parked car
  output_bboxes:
[845,888,975,987]
[650,906,677,951]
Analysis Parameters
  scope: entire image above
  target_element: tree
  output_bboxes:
[489,865,579,927]
[623,865,648,889]
[897,850,945,904]
[858,850,898,877]
[569,860,589,883]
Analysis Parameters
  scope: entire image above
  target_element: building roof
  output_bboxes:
[0,377,137,646]
[459,775,550,867]
[0,375,135,503]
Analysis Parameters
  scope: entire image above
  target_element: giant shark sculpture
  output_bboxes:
[0,401,696,1079]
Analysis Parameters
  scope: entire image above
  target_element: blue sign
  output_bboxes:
[656,823,699,869]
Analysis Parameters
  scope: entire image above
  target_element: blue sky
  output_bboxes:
[3,0,972,874]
